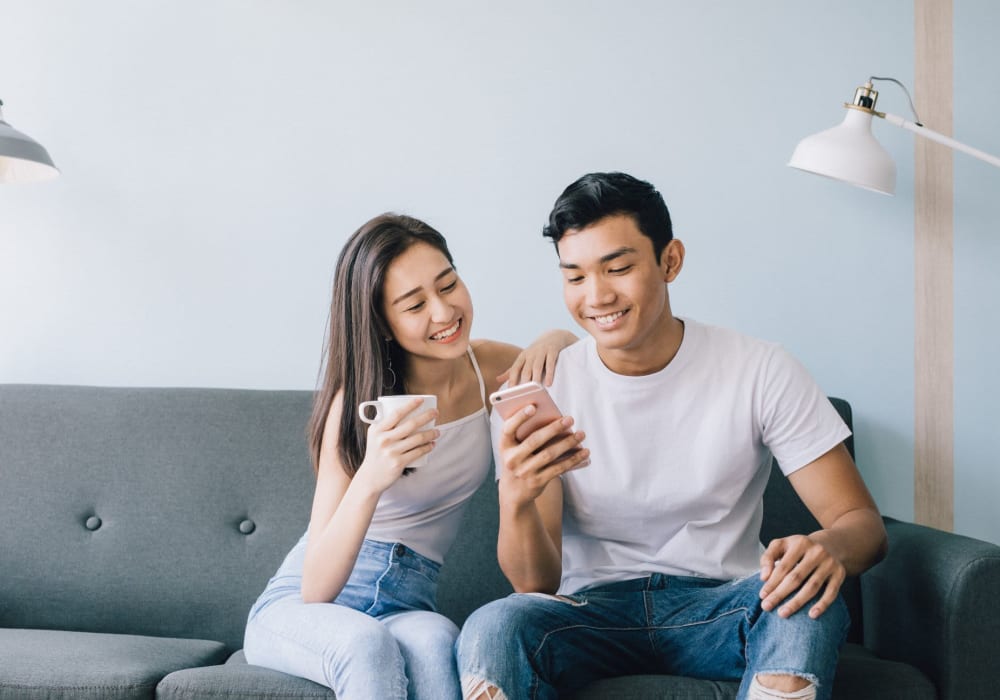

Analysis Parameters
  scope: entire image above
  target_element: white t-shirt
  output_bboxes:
[492,318,850,594]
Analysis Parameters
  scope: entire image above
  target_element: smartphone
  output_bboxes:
[489,381,570,443]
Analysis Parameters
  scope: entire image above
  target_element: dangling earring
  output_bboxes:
[384,338,398,391]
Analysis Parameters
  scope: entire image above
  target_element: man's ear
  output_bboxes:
[661,239,685,282]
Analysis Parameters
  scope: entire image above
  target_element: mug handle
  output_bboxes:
[358,400,382,424]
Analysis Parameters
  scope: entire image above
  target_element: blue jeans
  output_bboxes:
[245,537,460,700]
[456,572,849,700]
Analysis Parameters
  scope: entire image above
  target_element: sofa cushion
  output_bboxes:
[156,651,333,699]
[566,644,936,700]
[181,644,934,700]
[829,644,936,699]
[0,628,227,700]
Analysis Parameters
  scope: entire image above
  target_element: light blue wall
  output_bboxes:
[1,2,995,542]
[955,0,1000,545]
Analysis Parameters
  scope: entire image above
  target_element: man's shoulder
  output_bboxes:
[685,318,783,359]
[549,336,594,380]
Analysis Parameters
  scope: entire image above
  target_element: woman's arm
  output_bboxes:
[300,392,438,603]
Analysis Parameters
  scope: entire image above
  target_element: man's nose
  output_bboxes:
[585,277,614,306]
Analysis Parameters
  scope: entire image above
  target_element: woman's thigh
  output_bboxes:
[382,610,461,700]
[244,595,406,694]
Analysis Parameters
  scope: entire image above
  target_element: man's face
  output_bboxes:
[557,214,679,366]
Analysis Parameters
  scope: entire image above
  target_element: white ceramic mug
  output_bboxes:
[358,394,437,468]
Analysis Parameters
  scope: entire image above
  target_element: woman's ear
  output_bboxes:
[661,239,685,282]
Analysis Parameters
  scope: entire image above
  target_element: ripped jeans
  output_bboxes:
[455,572,849,700]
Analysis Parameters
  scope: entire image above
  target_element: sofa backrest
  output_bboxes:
[0,386,861,651]
[0,385,316,651]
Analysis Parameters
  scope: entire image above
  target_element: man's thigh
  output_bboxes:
[641,575,762,681]
[460,588,662,691]
[644,573,848,684]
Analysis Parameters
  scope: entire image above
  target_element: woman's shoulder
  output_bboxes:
[471,339,521,392]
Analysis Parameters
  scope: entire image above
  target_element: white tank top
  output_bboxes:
[365,346,492,563]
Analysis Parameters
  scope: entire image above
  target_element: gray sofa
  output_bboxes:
[1,384,998,699]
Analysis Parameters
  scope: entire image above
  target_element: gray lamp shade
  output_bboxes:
[0,108,59,183]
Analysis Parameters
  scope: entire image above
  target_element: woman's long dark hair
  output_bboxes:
[308,213,454,476]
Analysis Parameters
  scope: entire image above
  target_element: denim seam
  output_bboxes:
[529,607,750,663]
[643,589,657,654]
[364,556,397,616]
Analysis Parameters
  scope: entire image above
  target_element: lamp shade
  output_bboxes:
[0,107,59,184]
[788,107,895,195]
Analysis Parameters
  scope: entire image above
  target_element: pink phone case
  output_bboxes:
[489,381,565,442]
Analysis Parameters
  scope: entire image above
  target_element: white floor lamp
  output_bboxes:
[788,78,1000,191]
[787,75,999,531]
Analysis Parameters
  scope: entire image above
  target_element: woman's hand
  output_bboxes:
[499,329,577,387]
[354,398,439,495]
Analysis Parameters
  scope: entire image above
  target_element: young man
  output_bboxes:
[456,172,887,700]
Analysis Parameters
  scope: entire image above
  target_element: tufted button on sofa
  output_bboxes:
[1,384,998,699]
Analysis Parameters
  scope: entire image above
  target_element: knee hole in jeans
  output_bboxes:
[462,677,508,700]
[749,674,816,700]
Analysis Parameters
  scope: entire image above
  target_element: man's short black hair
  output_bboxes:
[543,172,673,261]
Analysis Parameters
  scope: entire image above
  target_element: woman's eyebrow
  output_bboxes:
[391,267,455,305]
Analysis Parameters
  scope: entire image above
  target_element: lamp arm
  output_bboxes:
[882,112,1000,169]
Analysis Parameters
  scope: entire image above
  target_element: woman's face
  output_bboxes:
[381,242,473,361]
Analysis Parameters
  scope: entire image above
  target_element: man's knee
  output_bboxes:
[771,593,850,644]
[749,674,816,699]
[457,597,523,660]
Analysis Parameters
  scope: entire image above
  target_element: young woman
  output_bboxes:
[243,213,574,699]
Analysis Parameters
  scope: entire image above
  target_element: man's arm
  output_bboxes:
[494,406,589,593]
[758,442,888,618]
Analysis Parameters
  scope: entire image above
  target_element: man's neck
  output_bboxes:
[596,316,685,376]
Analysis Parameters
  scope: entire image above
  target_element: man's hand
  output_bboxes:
[497,404,589,508]
[761,443,888,620]
[758,534,846,619]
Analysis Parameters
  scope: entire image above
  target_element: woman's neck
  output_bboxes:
[403,349,481,422]
[402,350,469,398]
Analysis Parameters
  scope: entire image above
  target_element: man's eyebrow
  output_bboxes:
[390,267,455,305]
[558,246,637,269]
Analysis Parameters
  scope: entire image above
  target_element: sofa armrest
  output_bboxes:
[860,517,1000,700]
